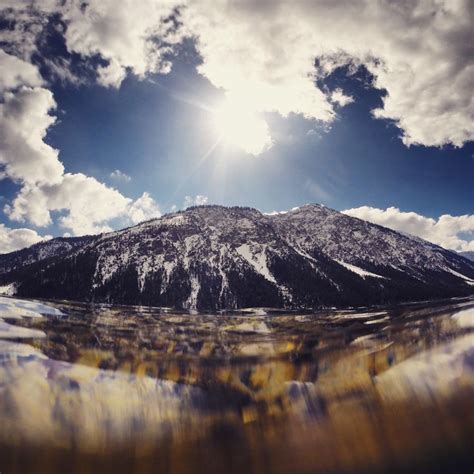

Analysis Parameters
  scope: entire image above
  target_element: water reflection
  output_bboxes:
[0,296,473,473]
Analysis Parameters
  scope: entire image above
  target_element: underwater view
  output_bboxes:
[0,295,473,473]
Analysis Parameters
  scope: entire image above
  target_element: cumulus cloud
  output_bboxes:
[5,174,162,235]
[128,192,161,224]
[0,223,51,254]
[2,0,472,148]
[181,0,473,148]
[0,83,151,235]
[110,169,131,183]
[0,36,160,237]
[5,173,132,234]
[343,206,474,252]
[0,86,64,185]
[97,58,127,88]
[62,0,180,88]
[0,50,43,92]
[183,194,209,209]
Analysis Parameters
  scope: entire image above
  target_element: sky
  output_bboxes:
[0,0,473,254]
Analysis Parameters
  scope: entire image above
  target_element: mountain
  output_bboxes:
[1,204,473,309]
[0,235,97,275]
[458,251,474,262]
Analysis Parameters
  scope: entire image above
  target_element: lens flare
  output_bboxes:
[212,100,272,155]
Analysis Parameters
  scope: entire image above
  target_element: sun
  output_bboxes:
[211,100,272,156]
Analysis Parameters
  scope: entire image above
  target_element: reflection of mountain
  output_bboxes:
[1,204,473,309]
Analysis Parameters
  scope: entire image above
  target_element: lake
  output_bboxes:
[0,296,473,473]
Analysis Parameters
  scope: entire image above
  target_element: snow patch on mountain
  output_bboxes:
[163,214,186,226]
[185,275,201,309]
[335,260,386,279]
[218,245,230,300]
[236,244,277,284]
[444,267,474,284]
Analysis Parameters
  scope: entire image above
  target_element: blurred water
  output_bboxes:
[0,296,473,473]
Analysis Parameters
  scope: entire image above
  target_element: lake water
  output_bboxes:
[0,295,473,473]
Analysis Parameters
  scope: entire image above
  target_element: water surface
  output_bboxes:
[0,296,473,473]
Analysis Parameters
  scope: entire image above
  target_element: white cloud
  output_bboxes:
[330,88,354,107]
[62,0,179,88]
[183,194,209,209]
[0,50,43,92]
[5,173,132,234]
[0,40,161,237]
[97,58,127,88]
[0,223,51,254]
[0,85,133,235]
[180,0,472,148]
[0,2,57,60]
[3,1,472,148]
[0,86,64,186]
[343,206,474,252]
[127,192,161,224]
[5,175,162,235]
[110,169,131,183]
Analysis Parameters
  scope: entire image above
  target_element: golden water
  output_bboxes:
[0,296,473,473]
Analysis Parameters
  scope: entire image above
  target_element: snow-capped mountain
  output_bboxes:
[1,204,473,309]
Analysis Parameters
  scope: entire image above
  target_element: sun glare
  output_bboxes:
[212,100,272,156]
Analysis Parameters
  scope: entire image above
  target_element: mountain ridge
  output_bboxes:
[1,204,473,309]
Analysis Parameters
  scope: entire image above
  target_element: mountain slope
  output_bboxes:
[0,235,98,275]
[1,204,473,309]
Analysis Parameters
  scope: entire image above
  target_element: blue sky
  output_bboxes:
[46,61,473,216]
[0,1,473,253]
